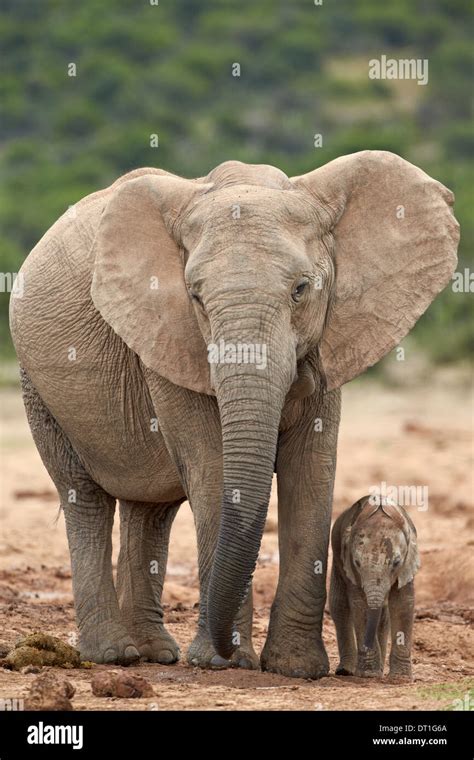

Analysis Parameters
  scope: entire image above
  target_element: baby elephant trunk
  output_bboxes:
[363,607,383,650]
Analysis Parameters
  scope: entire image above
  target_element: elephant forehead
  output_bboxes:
[187,185,315,231]
[354,520,406,555]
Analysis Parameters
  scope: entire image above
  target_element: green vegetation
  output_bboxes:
[1,0,472,360]
[418,681,474,710]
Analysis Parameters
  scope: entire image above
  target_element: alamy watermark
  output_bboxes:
[0,272,24,298]
[369,55,428,86]
[0,697,24,711]
[207,339,267,370]
[452,268,473,292]
[369,482,429,512]
[27,722,83,750]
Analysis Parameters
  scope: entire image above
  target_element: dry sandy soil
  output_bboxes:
[0,369,473,711]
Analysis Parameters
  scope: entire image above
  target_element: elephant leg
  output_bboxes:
[144,371,258,670]
[351,595,383,678]
[329,565,357,675]
[378,606,390,674]
[117,500,182,664]
[388,582,415,680]
[20,369,139,665]
[187,504,258,670]
[261,387,341,679]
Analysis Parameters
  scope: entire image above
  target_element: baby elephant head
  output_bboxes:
[342,496,420,648]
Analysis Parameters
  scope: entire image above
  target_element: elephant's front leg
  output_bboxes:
[261,388,341,679]
[388,582,415,681]
[330,564,357,675]
[187,499,258,670]
[144,371,258,670]
[117,500,182,664]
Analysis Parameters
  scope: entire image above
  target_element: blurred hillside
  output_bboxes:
[1,0,472,360]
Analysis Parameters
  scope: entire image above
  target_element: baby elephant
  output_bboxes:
[330,495,420,680]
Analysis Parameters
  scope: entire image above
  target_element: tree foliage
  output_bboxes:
[1,0,472,359]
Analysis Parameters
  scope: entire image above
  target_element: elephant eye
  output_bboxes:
[189,291,202,306]
[354,558,361,568]
[292,279,309,303]
[393,557,401,567]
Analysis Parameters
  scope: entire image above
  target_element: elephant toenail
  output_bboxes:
[124,645,140,661]
[291,668,307,678]
[103,648,117,663]
[210,654,229,668]
[158,649,176,664]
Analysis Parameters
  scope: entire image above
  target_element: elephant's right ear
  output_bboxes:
[91,175,213,395]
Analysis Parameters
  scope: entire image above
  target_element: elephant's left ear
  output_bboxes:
[398,509,421,588]
[341,525,357,585]
[292,151,459,390]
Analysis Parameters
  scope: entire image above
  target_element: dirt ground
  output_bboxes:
[0,369,473,711]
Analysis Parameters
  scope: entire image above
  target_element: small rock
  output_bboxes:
[54,566,71,579]
[20,665,42,675]
[25,671,75,711]
[91,670,155,698]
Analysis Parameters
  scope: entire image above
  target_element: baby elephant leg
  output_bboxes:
[388,583,415,680]
[21,370,139,665]
[329,565,357,675]
[117,500,182,664]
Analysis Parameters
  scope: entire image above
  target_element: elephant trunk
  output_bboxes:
[206,307,294,659]
[363,577,389,649]
[363,606,383,650]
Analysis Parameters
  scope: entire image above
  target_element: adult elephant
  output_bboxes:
[10,152,458,678]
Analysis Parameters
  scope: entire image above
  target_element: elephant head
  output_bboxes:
[341,495,421,649]
[90,152,456,658]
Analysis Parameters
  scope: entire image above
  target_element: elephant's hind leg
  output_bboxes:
[20,368,139,665]
[117,500,182,664]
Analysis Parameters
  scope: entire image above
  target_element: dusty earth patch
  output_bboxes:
[0,371,472,711]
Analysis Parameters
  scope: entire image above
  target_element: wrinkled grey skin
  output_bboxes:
[11,164,342,678]
[330,496,420,680]
[9,156,454,678]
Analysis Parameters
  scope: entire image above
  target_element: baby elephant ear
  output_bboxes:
[398,510,421,588]
[91,174,213,395]
[292,151,459,390]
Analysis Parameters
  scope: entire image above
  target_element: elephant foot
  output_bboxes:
[335,663,355,676]
[187,629,259,670]
[261,636,329,679]
[387,672,413,683]
[79,620,140,665]
[355,667,383,679]
[134,626,180,664]
[388,660,413,682]
[356,651,383,678]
